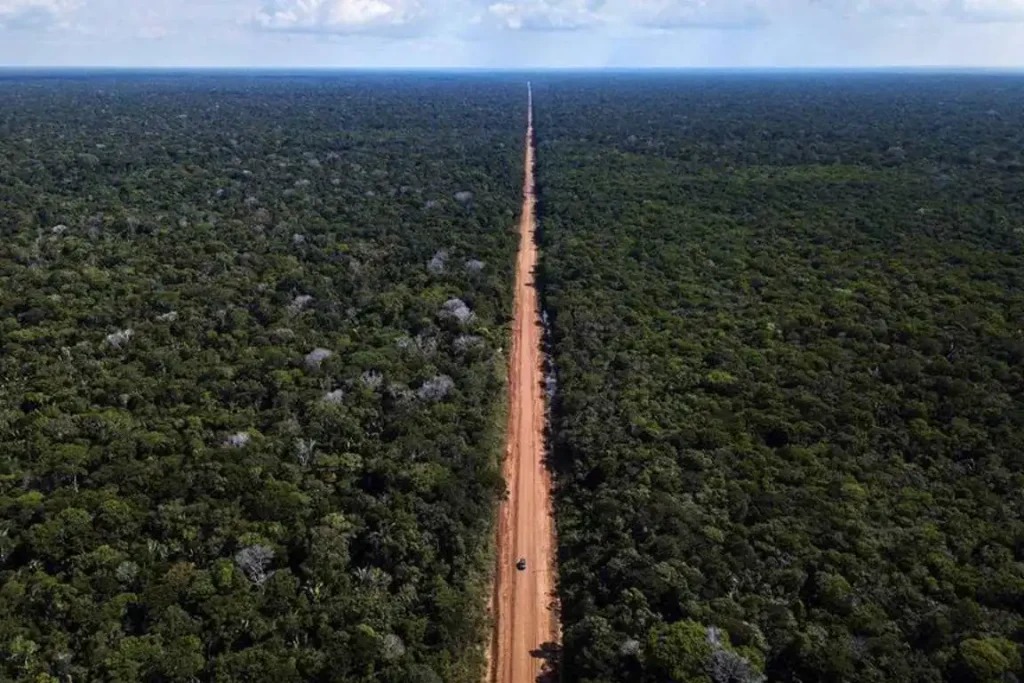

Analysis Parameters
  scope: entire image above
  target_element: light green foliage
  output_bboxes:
[957,638,1022,682]
[644,621,712,683]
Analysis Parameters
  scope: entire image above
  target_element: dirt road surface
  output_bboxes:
[489,82,559,683]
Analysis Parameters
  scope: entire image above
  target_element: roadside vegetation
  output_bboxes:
[0,73,523,682]
[535,73,1024,683]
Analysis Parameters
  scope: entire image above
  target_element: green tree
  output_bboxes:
[645,621,713,683]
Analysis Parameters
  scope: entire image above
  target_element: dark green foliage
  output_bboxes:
[0,74,524,682]
[535,74,1024,682]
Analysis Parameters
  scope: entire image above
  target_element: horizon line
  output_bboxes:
[2,65,1024,74]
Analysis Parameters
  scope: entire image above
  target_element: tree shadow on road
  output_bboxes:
[531,641,561,682]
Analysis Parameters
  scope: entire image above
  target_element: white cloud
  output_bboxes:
[0,0,77,29]
[486,0,605,31]
[833,0,1024,21]
[619,0,1024,30]
[629,0,769,29]
[254,0,429,34]
[842,0,948,15]
[957,0,1024,20]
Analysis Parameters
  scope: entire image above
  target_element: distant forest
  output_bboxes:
[0,74,524,682]
[535,73,1024,682]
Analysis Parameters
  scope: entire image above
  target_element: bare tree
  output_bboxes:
[380,634,406,662]
[427,249,448,274]
[288,294,313,314]
[439,298,474,325]
[360,370,384,390]
[417,375,454,402]
[305,348,333,370]
[706,627,765,683]
[709,649,765,683]
[105,329,134,349]
[235,545,275,586]
[224,431,251,448]
[322,389,345,405]
[619,638,641,657]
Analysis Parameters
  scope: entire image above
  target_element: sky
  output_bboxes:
[0,0,1023,68]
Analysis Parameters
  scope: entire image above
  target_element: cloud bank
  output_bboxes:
[1,0,1024,67]
[254,0,428,34]
[486,0,604,31]
[0,0,77,29]
[248,0,1024,36]
[631,1,769,29]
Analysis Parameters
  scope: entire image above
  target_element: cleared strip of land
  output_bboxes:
[489,82,559,683]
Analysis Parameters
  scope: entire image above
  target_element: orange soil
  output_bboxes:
[489,82,559,683]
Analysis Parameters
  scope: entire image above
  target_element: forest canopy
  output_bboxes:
[534,73,1024,683]
[0,73,525,682]
[4,70,1024,683]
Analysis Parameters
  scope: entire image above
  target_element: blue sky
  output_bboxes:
[1,0,1023,68]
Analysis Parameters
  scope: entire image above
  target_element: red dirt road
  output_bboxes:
[489,83,559,683]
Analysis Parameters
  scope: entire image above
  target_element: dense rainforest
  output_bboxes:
[534,73,1024,683]
[0,73,524,682]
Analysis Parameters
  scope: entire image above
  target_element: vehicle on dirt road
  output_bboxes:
[516,558,527,571]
